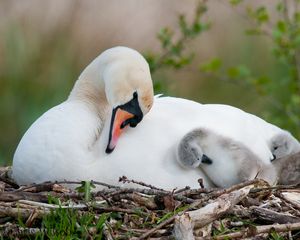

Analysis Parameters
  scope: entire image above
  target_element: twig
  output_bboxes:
[0,223,45,237]
[213,222,300,240]
[104,188,168,198]
[250,183,300,193]
[18,199,88,210]
[0,176,19,189]
[93,206,148,216]
[0,191,49,202]
[0,206,48,219]
[275,191,300,211]
[250,206,300,224]
[173,213,195,240]
[14,180,120,193]
[137,181,255,239]
[176,185,253,230]
[136,214,176,240]
[119,176,168,192]
[207,179,262,200]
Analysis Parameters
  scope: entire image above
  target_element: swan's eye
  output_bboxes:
[273,146,278,150]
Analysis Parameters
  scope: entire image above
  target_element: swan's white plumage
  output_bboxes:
[13,96,277,189]
[13,46,288,190]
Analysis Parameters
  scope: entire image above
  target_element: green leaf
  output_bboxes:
[75,180,95,201]
[237,65,251,77]
[230,0,243,6]
[294,34,300,46]
[245,28,262,35]
[276,2,284,12]
[294,12,300,22]
[272,29,283,40]
[179,15,190,36]
[291,94,300,105]
[256,6,269,23]
[253,76,271,85]
[277,20,286,33]
[227,65,250,79]
[157,28,173,49]
[200,58,222,72]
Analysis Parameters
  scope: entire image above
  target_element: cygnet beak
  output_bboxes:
[201,154,213,164]
[271,154,276,162]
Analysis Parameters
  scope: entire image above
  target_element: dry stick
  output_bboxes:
[174,188,213,197]
[213,222,300,240]
[250,183,300,194]
[208,179,261,199]
[93,206,148,216]
[105,188,168,198]
[119,192,158,210]
[173,212,195,240]
[275,191,300,211]
[18,199,89,210]
[105,187,194,204]
[14,179,120,193]
[0,206,48,219]
[136,214,177,240]
[0,224,45,237]
[173,184,253,240]
[250,206,300,224]
[0,191,49,202]
[119,176,169,192]
[0,176,19,189]
[174,186,191,194]
[97,192,113,206]
[137,180,256,240]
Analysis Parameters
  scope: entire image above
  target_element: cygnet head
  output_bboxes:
[72,47,154,153]
[270,130,300,161]
[176,128,277,188]
[176,129,212,169]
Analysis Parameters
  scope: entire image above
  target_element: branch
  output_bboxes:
[214,222,300,240]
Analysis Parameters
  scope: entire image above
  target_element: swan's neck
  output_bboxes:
[68,57,110,122]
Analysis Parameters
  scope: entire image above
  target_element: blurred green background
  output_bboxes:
[1,0,299,165]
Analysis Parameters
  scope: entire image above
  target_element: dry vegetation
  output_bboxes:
[0,167,299,239]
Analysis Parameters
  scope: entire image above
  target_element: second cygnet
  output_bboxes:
[269,130,300,161]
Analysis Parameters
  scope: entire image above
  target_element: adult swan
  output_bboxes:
[12,47,273,189]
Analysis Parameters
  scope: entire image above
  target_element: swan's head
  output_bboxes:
[101,47,154,153]
[270,130,300,161]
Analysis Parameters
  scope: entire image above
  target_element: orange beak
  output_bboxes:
[106,108,134,153]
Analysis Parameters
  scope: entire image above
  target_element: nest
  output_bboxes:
[0,167,299,239]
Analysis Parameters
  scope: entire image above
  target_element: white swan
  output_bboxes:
[176,128,277,188]
[12,46,278,189]
[12,47,214,189]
